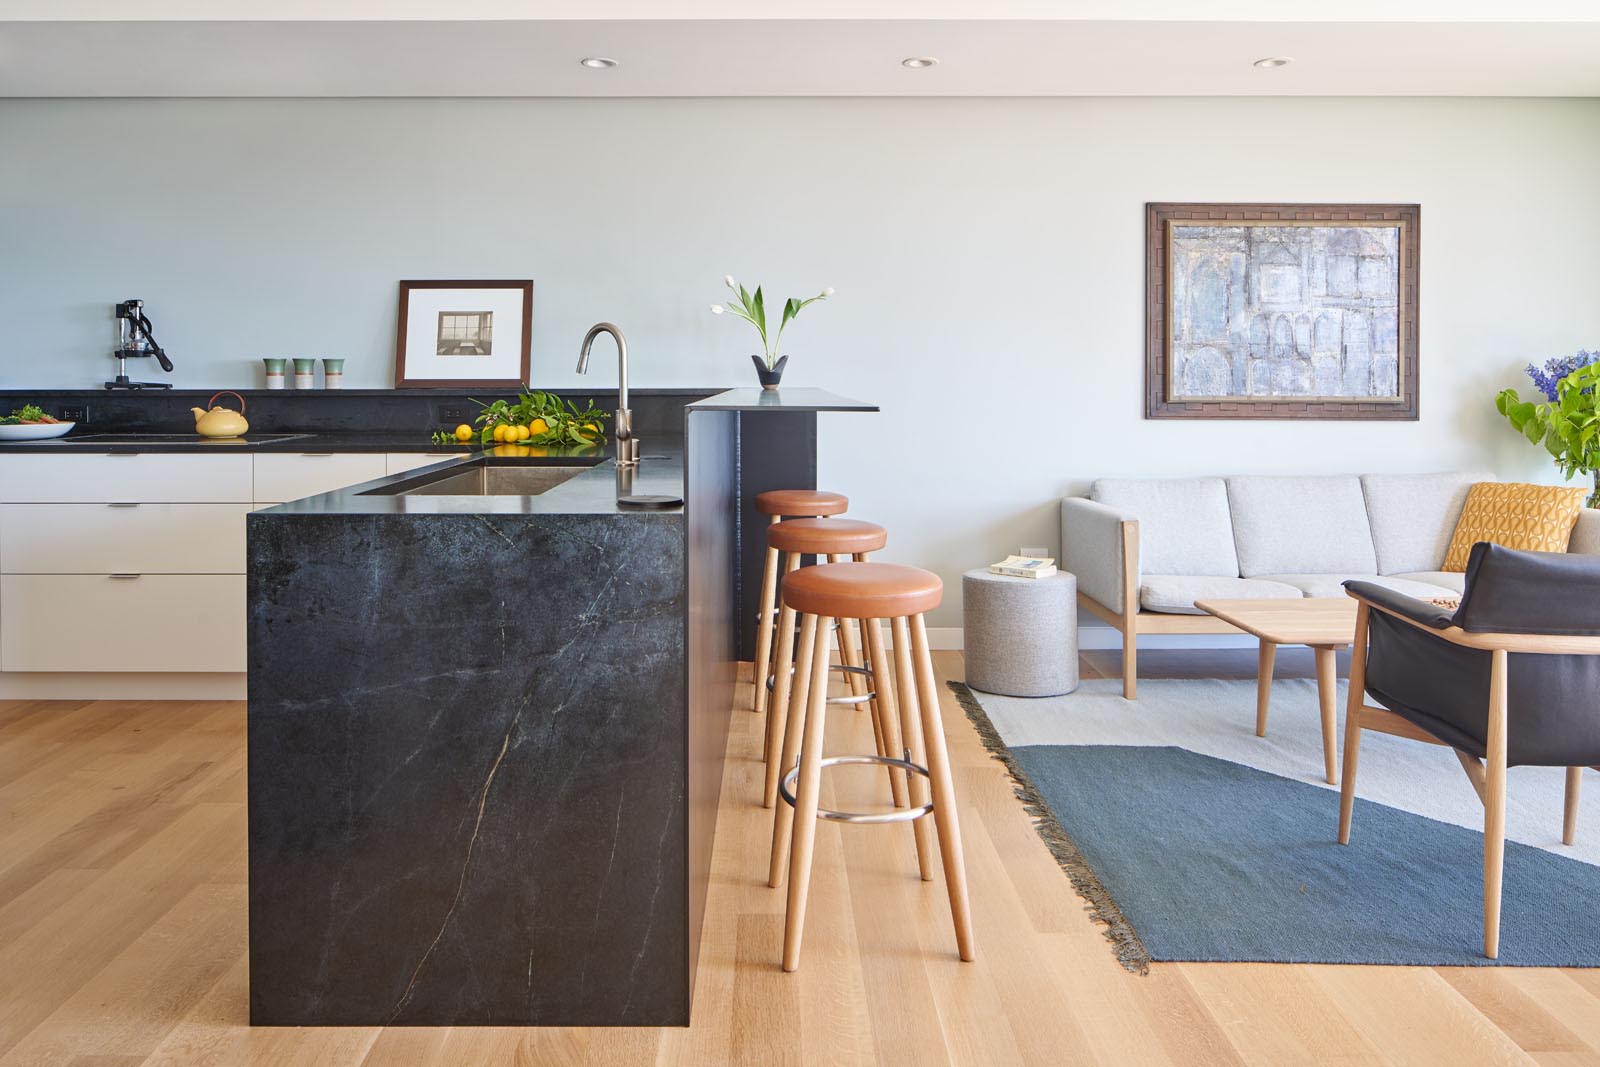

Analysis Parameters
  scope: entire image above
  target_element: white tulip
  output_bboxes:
[710,304,725,314]
[819,287,834,298]
[723,275,737,289]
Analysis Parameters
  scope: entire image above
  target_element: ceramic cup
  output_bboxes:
[322,358,345,390]
[262,357,287,390]
[292,357,316,389]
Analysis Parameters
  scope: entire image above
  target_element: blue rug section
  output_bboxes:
[1010,744,1600,966]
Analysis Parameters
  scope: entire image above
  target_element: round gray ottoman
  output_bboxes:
[962,569,1079,697]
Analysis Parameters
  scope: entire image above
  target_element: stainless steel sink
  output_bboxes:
[366,459,594,497]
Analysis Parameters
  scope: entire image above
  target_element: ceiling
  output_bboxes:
[2,5,1598,97]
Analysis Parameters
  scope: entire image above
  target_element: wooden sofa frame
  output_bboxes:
[1075,518,1243,699]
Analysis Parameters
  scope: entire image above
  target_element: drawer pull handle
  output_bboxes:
[300,453,336,457]
[108,573,143,580]
[107,502,140,508]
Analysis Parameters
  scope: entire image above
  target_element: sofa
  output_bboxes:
[1060,472,1600,698]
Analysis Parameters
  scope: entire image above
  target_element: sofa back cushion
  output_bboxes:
[1226,475,1377,576]
[1091,477,1239,576]
[1361,471,1491,574]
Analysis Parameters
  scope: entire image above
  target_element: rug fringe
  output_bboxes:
[946,679,1153,976]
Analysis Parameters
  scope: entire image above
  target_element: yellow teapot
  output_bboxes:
[192,391,250,439]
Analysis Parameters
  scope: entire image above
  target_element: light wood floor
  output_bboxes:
[1,650,1597,1066]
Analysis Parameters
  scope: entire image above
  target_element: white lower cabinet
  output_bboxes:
[0,503,252,574]
[0,449,437,678]
[386,452,459,476]
[1,574,247,672]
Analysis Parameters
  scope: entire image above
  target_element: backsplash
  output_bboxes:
[0,388,719,438]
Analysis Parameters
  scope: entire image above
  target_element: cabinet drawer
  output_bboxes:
[0,455,252,503]
[1,574,246,672]
[253,453,386,503]
[386,452,461,476]
[0,503,251,574]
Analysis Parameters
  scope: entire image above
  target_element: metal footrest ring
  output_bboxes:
[765,663,874,706]
[778,754,933,824]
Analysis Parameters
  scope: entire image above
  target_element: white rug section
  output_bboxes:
[971,677,1600,867]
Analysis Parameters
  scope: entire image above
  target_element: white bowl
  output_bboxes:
[0,421,76,441]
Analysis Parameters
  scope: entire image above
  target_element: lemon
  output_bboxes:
[516,424,532,441]
[527,418,549,436]
[581,421,601,438]
[492,424,507,442]
[454,424,473,442]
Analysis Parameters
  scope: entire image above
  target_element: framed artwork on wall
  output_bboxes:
[395,279,533,388]
[1145,203,1420,420]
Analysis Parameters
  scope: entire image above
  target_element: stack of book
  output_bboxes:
[988,555,1057,579]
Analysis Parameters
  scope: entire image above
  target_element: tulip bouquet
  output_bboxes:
[710,274,832,386]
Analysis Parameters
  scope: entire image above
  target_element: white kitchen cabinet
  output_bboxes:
[0,503,253,574]
[0,454,252,503]
[1,574,247,672]
[386,452,459,476]
[253,453,386,503]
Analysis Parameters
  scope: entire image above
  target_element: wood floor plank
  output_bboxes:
[0,651,1587,1066]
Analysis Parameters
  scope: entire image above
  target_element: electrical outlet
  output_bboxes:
[60,404,87,423]
[439,405,467,425]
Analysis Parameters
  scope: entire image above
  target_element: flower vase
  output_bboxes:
[752,354,787,391]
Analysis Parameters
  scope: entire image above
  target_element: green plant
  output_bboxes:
[471,391,608,447]
[1496,360,1600,507]
[710,275,832,370]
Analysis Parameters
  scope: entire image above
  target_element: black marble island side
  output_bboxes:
[246,387,873,1028]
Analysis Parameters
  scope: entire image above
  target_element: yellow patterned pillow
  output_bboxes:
[1442,481,1589,572]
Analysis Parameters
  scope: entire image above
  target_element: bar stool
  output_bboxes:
[769,561,975,972]
[760,518,890,810]
[751,489,849,718]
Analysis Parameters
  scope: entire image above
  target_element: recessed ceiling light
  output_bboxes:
[901,57,938,69]
[1252,56,1293,69]
[579,57,617,69]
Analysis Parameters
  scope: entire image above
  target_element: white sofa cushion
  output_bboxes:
[1256,573,1461,600]
[1092,477,1239,577]
[1391,570,1466,595]
[1226,475,1378,576]
[1139,575,1302,615]
[1361,472,1490,574]
[1571,509,1600,555]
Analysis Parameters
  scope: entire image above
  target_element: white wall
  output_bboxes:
[3,97,1597,627]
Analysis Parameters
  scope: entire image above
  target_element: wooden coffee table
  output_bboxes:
[1192,597,1358,784]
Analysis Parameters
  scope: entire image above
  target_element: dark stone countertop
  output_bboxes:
[0,430,488,455]
[686,387,877,412]
[257,437,686,517]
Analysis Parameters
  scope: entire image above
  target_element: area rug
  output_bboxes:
[949,677,1600,971]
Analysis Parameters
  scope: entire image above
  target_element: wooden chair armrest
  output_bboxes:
[1348,591,1600,655]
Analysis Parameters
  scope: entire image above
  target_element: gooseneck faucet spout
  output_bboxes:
[576,322,639,467]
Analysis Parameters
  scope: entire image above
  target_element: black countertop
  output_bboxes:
[258,437,686,517]
[0,430,484,455]
[686,387,877,412]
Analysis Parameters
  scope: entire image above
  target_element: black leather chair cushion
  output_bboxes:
[1350,544,1600,768]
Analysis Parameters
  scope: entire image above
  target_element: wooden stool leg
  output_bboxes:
[769,613,818,888]
[890,617,937,882]
[752,516,781,713]
[863,618,911,814]
[910,614,975,961]
[783,615,835,972]
[762,554,804,805]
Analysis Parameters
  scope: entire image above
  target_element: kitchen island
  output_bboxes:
[246,388,874,1027]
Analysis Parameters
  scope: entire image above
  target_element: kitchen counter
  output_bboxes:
[0,429,486,454]
[245,387,873,1028]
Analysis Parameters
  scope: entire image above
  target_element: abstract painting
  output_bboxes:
[1145,204,1419,420]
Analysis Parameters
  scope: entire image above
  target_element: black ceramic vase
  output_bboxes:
[752,355,787,391]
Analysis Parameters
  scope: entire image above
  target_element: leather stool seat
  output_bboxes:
[783,562,943,620]
[768,518,887,556]
[756,489,848,517]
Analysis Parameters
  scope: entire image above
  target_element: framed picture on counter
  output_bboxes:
[394,279,533,388]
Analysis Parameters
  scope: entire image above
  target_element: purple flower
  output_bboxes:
[1526,349,1600,401]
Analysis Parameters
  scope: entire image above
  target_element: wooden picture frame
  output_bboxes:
[1145,203,1420,420]
[395,279,533,389]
